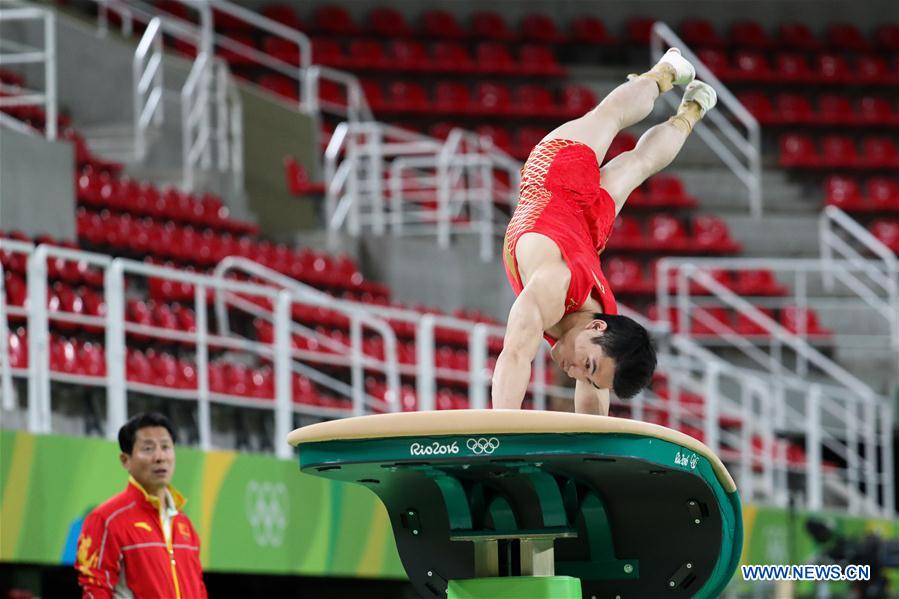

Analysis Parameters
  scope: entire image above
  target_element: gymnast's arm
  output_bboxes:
[492,269,566,410]
[575,381,610,416]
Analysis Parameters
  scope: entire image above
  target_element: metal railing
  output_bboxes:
[323,121,521,261]
[0,5,57,140]
[650,22,762,218]
[820,206,899,349]
[132,16,163,161]
[181,52,213,190]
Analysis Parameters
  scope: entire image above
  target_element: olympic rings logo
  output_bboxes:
[466,437,500,455]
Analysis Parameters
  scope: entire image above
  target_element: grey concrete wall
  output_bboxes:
[0,124,75,239]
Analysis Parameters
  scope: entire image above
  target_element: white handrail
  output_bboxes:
[650,22,761,217]
[181,52,212,190]
[820,206,899,348]
[0,6,57,140]
[0,262,13,411]
[133,17,164,160]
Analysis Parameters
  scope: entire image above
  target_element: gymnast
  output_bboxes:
[493,48,717,415]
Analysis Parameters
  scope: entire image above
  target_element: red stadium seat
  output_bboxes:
[431,42,475,74]
[648,215,689,251]
[520,14,563,44]
[728,20,772,49]
[692,215,740,252]
[777,23,821,50]
[824,175,864,210]
[731,51,771,82]
[368,7,412,37]
[569,16,615,46]
[875,24,899,51]
[691,307,731,336]
[313,5,356,35]
[862,137,899,168]
[780,306,830,337]
[816,53,851,84]
[475,124,513,154]
[779,133,819,167]
[387,40,429,73]
[826,23,870,52]
[257,75,298,102]
[432,81,469,114]
[818,94,853,125]
[680,19,724,48]
[387,81,430,114]
[260,4,303,30]
[733,270,786,296]
[518,44,564,77]
[696,49,729,79]
[774,53,813,83]
[603,132,636,164]
[474,42,515,75]
[774,93,814,124]
[737,92,773,124]
[512,84,555,117]
[866,178,899,211]
[648,174,695,207]
[472,81,511,116]
[821,135,859,168]
[420,10,465,40]
[857,95,894,125]
[470,11,514,42]
[608,215,643,250]
[626,17,655,45]
[735,308,776,336]
[515,127,547,157]
[346,39,387,70]
[604,257,646,294]
[559,85,596,117]
[856,55,892,85]
[869,219,899,252]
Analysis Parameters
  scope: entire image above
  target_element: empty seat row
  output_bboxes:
[740,92,898,127]
[824,176,899,213]
[1,232,104,287]
[605,260,788,297]
[648,305,832,338]
[680,19,899,52]
[77,168,256,235]
[608,215,741,254]
[699,50,897,86]
[259,38,565,77]
[780,134,899,169]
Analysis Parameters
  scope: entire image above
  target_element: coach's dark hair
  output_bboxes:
[590,313,657,399]
[118,412,177,454]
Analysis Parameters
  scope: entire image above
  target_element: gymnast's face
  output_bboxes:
[555,319,617,390]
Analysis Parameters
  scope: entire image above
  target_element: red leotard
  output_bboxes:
[503,139,618,344]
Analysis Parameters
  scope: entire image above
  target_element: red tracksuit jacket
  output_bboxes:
[75,477,207,598]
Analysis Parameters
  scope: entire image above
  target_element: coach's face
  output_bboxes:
[554,319,616,390]
[121,426,175,495]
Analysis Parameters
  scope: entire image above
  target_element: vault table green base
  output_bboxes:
[447,576,581,599]
[288,410,743,599]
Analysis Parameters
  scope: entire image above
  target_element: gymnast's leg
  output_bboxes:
[541,48,696,163]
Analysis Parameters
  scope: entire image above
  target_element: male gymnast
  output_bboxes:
[493,49,717,415]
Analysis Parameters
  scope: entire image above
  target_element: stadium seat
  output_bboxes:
[728,20,772,49]
[735,307,776,337]
[559,84,597,117]
[475,124,513,154]
[680,19,724,48]
[257,75,298,102]
[774,53,813,83]
[779,134,819,167]
[731,51,772,82]
[470,11,515,42]
[869,220,899,252]
[420,9,465,40]
[569,16,615,46]
[866,178,899,211]
[857,95,895,125]
[824,175,864,210]
[821,135,860,168]
[696,49,729,79]
[733,270,787,296]
[692,215,740,253]
[604,257,646,294]
[648,174,695,207]
[774,93,814,124]
[818,94,854,125]
[387,40,429,73]
[862,137,899,168]
[777,23,821,50]
[313,5,356,35]
[690,307,732,336]
[518,44,565,77]
[875,24,899,51]
[607,215,643,250]
[512,84,555,118]
[520,13,563,44]
[368,7,412,37]
[625,17,655,45]
[474,42,516,75]
[826,23,870,52]
[347,39,388,70]
[856,55,892,86]
[431,42,475,74]
[387,81,430,114]
[816,53,851,85]
[737,92,773,124]
[260,4,303,30]
[432,81,469,115]
[648,215,689,251]
[780,306,830,337]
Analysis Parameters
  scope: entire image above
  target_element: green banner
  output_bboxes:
[1,429,896,589]
[0,430,404,577]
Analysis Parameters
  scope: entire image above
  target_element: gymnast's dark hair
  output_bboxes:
[118,412,177,454]
[590,313,657,399]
